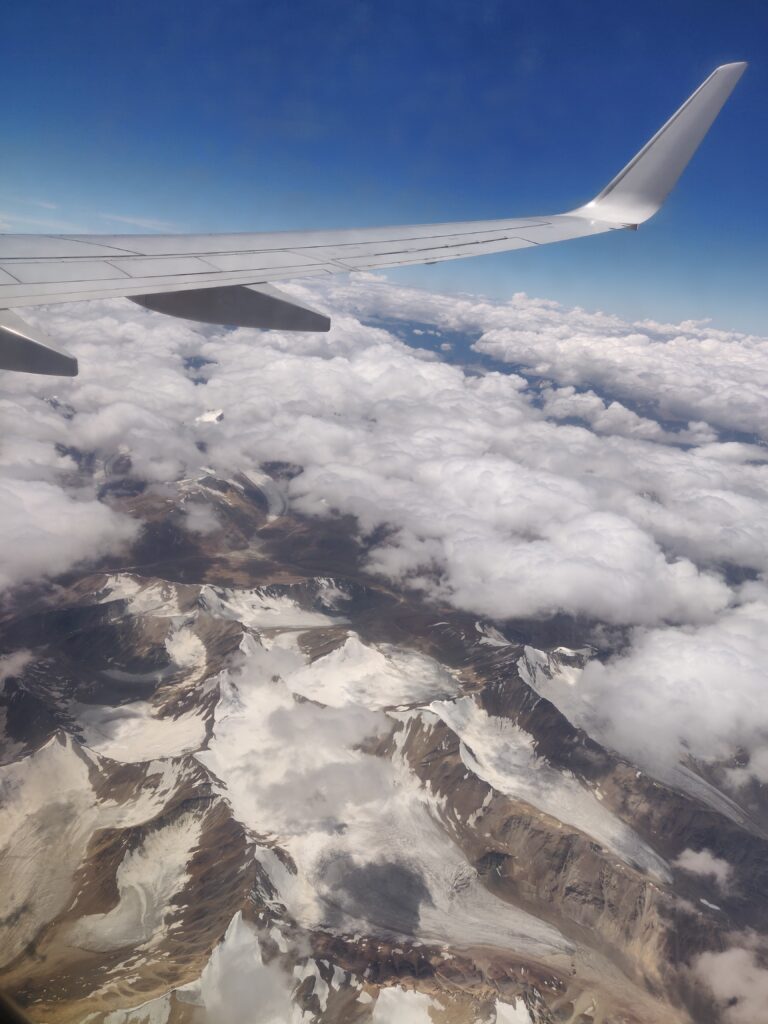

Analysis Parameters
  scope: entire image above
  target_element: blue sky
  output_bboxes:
[1,0,766,331]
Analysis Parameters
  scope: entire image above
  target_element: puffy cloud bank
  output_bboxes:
[320,275,768,442]
[0,476,136,592]
[696,936,768,1024]
[674,848,733,890]
[547,595,768,787]
[3,276,768,1019]
[1,280,768,790]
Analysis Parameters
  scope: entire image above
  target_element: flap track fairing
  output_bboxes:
[130,283,331,332]
[0,310,78,376]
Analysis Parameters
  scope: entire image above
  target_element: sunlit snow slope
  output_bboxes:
[2,461,766,1024]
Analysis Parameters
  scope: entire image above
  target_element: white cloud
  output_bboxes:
[476,310,768,443]
[2,280,768,797]
[310,274,768,441]
[696,938,768,1024]
[0,651,33,683]
[563,598,768,786]
[199,635,569,954]
[0,476,137,591]
[4,279,768,1020]
[196,324,737,625]
[539,384,718,446]
[183,501,221,534]
[673,848,733,890]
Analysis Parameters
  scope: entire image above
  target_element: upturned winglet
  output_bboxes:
[578,62,747,226]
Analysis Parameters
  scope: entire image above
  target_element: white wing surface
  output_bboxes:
[0,62,746,375]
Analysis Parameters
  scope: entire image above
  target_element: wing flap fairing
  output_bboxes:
[0,310,78,376]
[130,283,331,332]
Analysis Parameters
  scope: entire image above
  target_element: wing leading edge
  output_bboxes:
[0,62,747,375]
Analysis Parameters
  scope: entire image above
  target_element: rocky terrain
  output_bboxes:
[2,455,768,1024]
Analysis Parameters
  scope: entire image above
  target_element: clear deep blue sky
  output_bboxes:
[2,0,766,331]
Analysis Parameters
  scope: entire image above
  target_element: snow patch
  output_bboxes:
[429,697,670,881]
[495,999,534,1023]
[699,898,722,911]
[518,646,583,693]
[195,409,224,424]
[198,585,336,631]
[199,635,571,956]
[287,633,459,709]
[75,700,207,762]
[99,575,182,618]
[372,985,435,1023]
[476,622,512,647]
[0,734,184,966]
[178,912,296,1022]
[101,993,171,1024]
[69,811,201,951]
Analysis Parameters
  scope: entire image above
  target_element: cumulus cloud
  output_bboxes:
[0,650,33,683]
[0,476,137,591]
[674,848,733,890]
[538,384,718,446]
[563,596,768,787]
[310,274,768,442]
[696,936,768,1024]
[4,278,768,1019]
[195,316,746,624]
[476,310,768,444]
[0,301,203,591]
[183,501,221,535]
[2,280,768,792]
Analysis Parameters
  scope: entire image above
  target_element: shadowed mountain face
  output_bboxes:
[1,465,767,1024]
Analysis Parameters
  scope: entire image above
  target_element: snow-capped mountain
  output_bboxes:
[2,466,767,1024]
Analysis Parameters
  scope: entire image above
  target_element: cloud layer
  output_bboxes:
[696,937,768,1024]
[3,277,768,1021]
[1,281,766,790]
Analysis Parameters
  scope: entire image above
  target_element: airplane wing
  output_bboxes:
[0,62,746,376]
